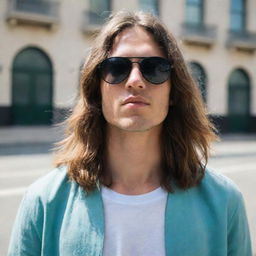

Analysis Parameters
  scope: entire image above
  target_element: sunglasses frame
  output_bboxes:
[98,56,173,85]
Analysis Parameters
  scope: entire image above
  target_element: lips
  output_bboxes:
[122,96,150,105]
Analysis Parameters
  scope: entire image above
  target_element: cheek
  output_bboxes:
[100,84,119,120]
[161,95,171,115]
[100,84,109,117]
[158,84,171,109]
[156,86,171,121]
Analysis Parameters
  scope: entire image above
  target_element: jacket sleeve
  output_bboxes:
[8,189,43,256]
[227,189,252,256]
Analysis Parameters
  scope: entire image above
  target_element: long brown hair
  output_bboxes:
[54,11,218,192]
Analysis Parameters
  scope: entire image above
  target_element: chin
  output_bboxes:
[115,118,162,133]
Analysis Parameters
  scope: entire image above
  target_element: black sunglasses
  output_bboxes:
[98,56,172,85]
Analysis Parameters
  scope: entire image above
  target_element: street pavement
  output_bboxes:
[0,127,256,255]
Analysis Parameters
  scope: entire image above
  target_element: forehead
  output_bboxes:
[109,26,164,57]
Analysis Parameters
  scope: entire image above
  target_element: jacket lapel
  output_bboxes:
[82,186,105,256]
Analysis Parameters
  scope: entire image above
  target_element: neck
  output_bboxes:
[104,125,163,195]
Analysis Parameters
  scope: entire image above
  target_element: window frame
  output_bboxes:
[88,0,111,24]
[230,0,246,32]
[185,0,204,26]
[138,0,159,16]
[188,61,207,103]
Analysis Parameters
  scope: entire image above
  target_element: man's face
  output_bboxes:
[100,26,171,132]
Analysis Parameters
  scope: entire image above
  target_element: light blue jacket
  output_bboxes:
[8,167,252,256]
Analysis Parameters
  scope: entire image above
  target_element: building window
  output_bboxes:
[12,47,53,125]
[185,0,204,26]
[89,0,111,24]
[138,0,159,16]
[228,69,250,132]
[230,0,246,31]
[15,0,52,16]
[228,69,250,114]
[189,62,207,102]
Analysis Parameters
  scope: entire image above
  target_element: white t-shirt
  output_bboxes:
[101,185,168,256]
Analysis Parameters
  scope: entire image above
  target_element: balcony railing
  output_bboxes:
[6,0,59,28]
[226,30,256,51]
[180,23,217,47]
[82,10,110,33]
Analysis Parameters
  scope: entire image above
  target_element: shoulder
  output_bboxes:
[199,168,245,214]
[24,166,73,204]
[202,168,242,197]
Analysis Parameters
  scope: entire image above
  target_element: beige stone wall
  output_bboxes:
[0,0,255,115]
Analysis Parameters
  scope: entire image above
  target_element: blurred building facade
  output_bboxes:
[0,0,256,133]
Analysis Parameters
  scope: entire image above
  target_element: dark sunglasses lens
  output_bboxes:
[100,58,130,84]
[141,57,170,84]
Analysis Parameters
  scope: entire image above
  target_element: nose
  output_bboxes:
[125,63,146,90]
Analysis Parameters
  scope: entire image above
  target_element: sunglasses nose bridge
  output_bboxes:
[125,61,146,88]
[129,61,142,76]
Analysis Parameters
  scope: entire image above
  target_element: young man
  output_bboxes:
[8,12,252,256]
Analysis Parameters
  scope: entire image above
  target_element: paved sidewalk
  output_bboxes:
[0,125,64,145]
[0,125,256,159]
[0,125,256,146]
[211,135,256,157]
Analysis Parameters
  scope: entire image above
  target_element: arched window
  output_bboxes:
[230,0,246,31]
[185,0,204,26]
[189,62,207,102]
[139,0,159,16]
[12,47,53,125]
[228,69,250,132]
